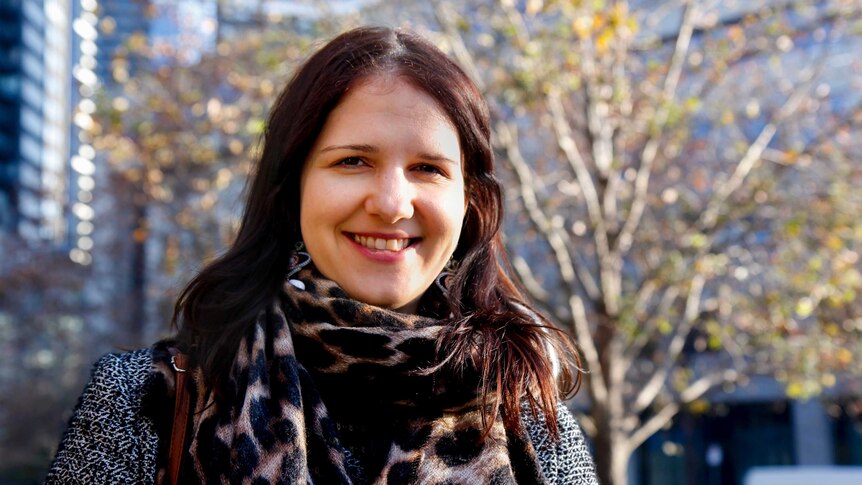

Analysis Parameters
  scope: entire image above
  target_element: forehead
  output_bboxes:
[338,74,453,127]
[313,75,462,155]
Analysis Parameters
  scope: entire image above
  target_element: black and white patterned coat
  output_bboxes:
[45,349,599,484]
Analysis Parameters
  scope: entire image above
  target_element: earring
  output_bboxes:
[434,258,458,295]
[286,241,312,289]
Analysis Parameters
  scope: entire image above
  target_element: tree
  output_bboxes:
[428,0,862,483]
[92,24,334,337]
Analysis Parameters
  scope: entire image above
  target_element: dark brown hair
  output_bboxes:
[174,26,581,438]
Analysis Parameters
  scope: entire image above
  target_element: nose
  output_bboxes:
[365,168,415,223]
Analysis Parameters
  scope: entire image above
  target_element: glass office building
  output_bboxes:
[1,0,149,259]
[0,0,71,244]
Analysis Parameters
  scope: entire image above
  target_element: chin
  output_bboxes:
[369,296,410,310]
[357,292,417,312]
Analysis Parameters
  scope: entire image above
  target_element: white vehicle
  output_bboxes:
[744,466,862,485]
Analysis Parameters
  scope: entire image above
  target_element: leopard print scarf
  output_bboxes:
[153,265,547,484]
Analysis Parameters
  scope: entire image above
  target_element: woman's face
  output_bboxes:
[299,75,467,313]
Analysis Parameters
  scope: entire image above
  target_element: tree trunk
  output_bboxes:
[592,421,633,485]
[130,199,146,344]
[610,448,632,485]
[591,312,632,485]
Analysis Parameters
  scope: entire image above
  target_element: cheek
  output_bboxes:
[300,170,332,211]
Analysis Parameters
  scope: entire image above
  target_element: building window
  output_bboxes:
[832,399,862,465]
[638,401,795,485]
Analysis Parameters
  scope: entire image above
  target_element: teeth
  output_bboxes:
[353,235,411,252]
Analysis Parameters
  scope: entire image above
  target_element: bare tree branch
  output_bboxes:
[584,81,614,180]
[622,282,681,366]
[497,0,531,49]
[627,370,732,452]
[571,294,608,404]
[511,254,550,303]
[497,121,602,299]
[626,401,678,457]
[546,88,610,257]
[433,0,609,303]
[633,279,659,320]
[433,0,609,304]
[633,0,860,51]
[764,102,862,164]
[548,86,621,315]
[432,2,487,91]
[631,272,705,414]
[615,0,697,256]
[698,85,809,231]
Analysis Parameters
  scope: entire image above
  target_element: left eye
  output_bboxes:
[335,157,366,167]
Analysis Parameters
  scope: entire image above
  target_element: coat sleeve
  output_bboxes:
[525,402,599,485]
[44,349,159,485]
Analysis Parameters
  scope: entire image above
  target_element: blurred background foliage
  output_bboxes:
[426,1,862,482]
[1,0,860,483]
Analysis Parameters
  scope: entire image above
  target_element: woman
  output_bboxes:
[46,27,598,484]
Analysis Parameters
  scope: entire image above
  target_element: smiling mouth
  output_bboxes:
[350,234,417,252]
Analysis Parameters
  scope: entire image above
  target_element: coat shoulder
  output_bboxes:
[524,402,599,485]
[45,348,158,484]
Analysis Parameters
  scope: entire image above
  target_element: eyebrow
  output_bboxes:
[320,144,377,153]
[318,144,459,165]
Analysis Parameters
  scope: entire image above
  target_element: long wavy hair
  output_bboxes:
[174,26,581,438]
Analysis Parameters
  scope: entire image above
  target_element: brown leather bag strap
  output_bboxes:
[166,352,190,485]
